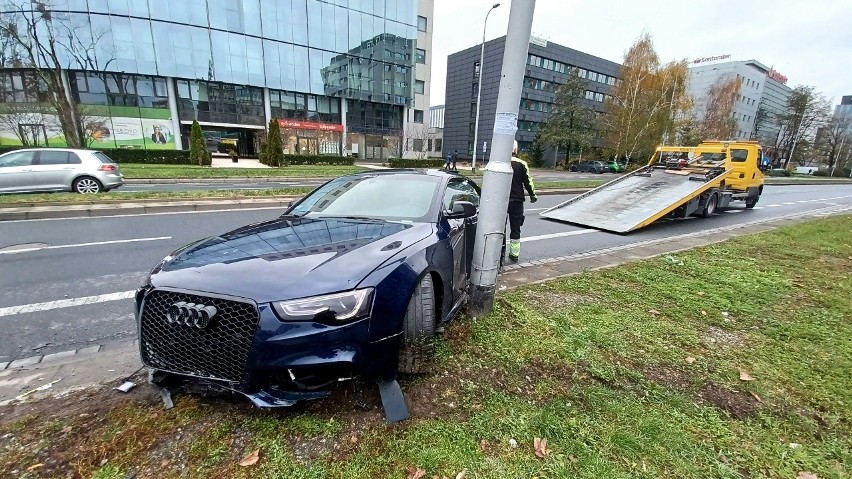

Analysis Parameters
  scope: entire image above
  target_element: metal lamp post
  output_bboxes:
[471,3,500,172]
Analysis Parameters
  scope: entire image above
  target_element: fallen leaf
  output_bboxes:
[750,392,763,403]
[406,467,426,479]
[697,291,705,296]
[61,426,73,434]
[648,309,661,316]
[569,455,578,463]
[789,442,801,449]
[534,437,551,458]
[160,459,170,467]
[238,449,260,467]
[509,438,518,449]
[456,470,467,479]
[701,310,707,316]
[796,472,818,479]
[721,311,729,317]
[739,369,755,381]
[686,357,696,364]
[349,434,358,444]
[479,439,490,453]
[26,464,44,472]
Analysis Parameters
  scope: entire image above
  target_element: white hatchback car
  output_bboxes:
[0,148,124,194]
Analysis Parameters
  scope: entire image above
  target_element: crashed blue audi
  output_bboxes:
[135,170,480,420]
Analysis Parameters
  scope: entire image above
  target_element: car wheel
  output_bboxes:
[398,273,436,374]
[701,193,718,217]
[745,195,759,209]
[73,176,103,194]
[569,166,577,172]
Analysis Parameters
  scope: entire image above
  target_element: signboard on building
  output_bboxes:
[693,54,731,64]
[277,119,344,132]
[529,36,548,47]
[767,67,788,85]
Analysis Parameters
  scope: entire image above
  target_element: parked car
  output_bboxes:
[606,160,625,173]
[136,170,480,414]
[569,160,607,173]
[0,148,124,194]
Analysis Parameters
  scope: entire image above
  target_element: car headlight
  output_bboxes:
[272,288,374,323]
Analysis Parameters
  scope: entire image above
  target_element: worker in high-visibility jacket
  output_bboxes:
[507,141,537,262]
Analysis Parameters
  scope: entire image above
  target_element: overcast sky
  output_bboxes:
[430,0,851,107]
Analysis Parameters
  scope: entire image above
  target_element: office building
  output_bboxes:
[443,36,620,165]
[688,59,793,150]
[0,0,433,159]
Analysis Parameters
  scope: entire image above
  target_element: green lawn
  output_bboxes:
[119,164,368,179]
[1,216,849,478]
[0,188,311,205]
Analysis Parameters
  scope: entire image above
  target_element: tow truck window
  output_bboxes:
[731,149,748,162]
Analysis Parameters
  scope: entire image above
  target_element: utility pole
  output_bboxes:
[468,0,536,317]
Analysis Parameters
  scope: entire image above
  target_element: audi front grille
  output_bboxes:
[139,289,260,383]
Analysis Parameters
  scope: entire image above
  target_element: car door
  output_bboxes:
[441,178,480,301]
[0,150,37,193]
[31,150,74,191]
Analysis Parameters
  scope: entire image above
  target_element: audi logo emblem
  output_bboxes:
[166,301,217,329]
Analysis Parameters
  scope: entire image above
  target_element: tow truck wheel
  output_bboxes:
[398,274,436,374]
[701,193,718,217]
[745,196,759,209]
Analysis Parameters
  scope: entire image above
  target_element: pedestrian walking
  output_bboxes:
[451,150,458,171]
[507,141,537,262]
[444,151,453,170]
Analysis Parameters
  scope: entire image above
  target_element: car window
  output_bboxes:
[92,151,116,164]
[443,179,480,211]
[37,151,70,165]
[730,149,748,163]
[289,174,442,221]
[0,151,35,168]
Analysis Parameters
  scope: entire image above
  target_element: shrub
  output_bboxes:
[265,119,285,167]
[811,170,828,177]
[188,120,207,166]
[0,145,191,164]
[388,158,445,168]
[284,154,355,165]
[767,168,791,177]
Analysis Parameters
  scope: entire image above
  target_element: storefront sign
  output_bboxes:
[693,54,731,64]
[767,67,788,85]
[277,119,344,132]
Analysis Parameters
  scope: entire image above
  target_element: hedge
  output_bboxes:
[283,154,354,166]
[0,145,191,164]
[388,158,445,168]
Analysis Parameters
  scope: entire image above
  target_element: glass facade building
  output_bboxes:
[0,0,432,158]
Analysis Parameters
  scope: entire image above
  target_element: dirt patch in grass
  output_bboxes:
[702,326,747,348]
[697,382,759,420]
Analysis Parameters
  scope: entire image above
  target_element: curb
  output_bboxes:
[2,203,849,405]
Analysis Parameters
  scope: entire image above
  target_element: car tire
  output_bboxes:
[745,195,759,209]
[73,176,103,194]
[701,193,718,217]
[569,166,577,172]
[398,273,436,374]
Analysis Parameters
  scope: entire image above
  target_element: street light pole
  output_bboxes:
[471,3,500,172]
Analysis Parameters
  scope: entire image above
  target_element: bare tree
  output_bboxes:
[403,124,432,160]
[776,86,831,167]
[0,101,56,145]
[697,76,740,140]
[0,0,114,147]
[818,114,852,174]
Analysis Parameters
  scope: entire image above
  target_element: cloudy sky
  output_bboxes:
[429,0,851,107]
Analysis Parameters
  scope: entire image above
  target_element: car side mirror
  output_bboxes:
[447,201,477,218]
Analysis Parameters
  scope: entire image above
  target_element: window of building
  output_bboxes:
[473,61,480,77]
[417,15,427,32]
[435,139,442,151]
[0,70,50,103]
[413,138,424,151]
[415,80,425,95]
[416,48,426,64]
[427,139,432,151]
[414,109,424,123]
[577,68,587,79]
[587,72,598,82]
[585,90,595,100]
[73,71,168,108]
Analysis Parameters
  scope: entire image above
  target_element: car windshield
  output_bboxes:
[288,174,441,222]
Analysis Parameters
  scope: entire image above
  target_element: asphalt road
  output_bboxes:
[1,184,851,362]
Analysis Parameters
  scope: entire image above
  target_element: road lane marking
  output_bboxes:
[0,207,284,223]
[521,229,596,243]
[0,236,171,255]
[724,210,743,214]
[782,202,796,205]
[526,207,549,212]
[0,291,136,317]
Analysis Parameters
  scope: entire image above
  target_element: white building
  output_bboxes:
[688,59,792,149]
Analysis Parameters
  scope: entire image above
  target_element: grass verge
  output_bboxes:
[0,188,312,205]
[1,216,849,478]
[119,164,368,179]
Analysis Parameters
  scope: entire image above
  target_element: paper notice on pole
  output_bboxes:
[493,112,518,136]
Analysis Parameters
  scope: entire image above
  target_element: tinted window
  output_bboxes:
[731,149,748,163]
[289,174,441,222]
[0,151,35,168]
[37,151,70,165]
[92,152,117,164]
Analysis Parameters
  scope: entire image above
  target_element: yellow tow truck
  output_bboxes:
[540,141,769,233]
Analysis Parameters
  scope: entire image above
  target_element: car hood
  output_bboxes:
[151,217,433,303]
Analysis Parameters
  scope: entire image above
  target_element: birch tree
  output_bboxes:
[697,76,740,140]
[776,86,830,166]
[600,33,690,163]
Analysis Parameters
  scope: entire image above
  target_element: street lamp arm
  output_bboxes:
[472,3,500,172]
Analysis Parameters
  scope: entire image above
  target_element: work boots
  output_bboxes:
[508,239,521,262]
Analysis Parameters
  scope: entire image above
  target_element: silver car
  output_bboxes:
[0,148,124,194]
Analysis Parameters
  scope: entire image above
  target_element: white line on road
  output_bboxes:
[0,290,136,317]
[521,229,596,243]
[0,207,284,224]
[783,202,796,205]
[724,210,743,214]
[0,236,172,255]
[525,207,549,212]
[766,204,781,207]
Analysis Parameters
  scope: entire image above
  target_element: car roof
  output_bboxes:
[337,168,466,180]
[1,148,94,153]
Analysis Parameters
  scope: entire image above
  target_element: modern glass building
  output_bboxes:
[0,0,434,158]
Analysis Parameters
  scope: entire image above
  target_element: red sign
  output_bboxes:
[277,119,344,132]
[767,67,788,85]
